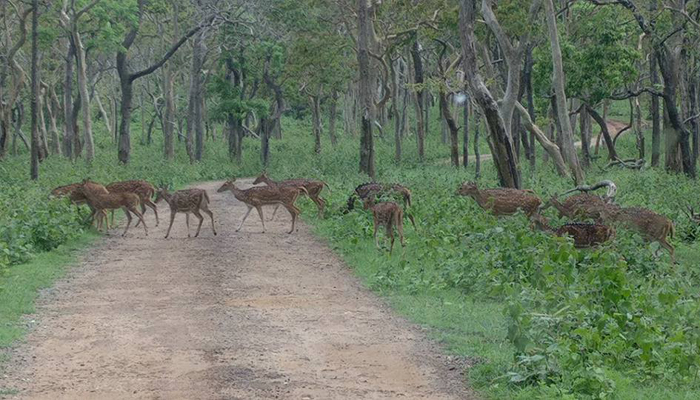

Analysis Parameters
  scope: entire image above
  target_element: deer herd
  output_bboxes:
[50,174,678,262]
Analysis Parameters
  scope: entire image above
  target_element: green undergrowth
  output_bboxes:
[3,110,700,399]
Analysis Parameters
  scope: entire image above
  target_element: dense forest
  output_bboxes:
[2,0,700,399]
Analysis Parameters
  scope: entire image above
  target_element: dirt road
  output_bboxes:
[0,180,472,400]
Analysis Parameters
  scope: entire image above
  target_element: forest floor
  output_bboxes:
[0,179,473,400]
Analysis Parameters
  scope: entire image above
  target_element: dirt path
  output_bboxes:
[0,180,472,400]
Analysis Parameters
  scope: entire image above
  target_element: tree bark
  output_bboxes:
[411,39,425,162]
[459,0,520,188]
[440,90,460,167]
[74,32,94,162]
[544,0,583,184]
[329,90,338,147]
[579,105,591,167]
[64,40,76,159]
[586,104,618,160]
[30,0,39,179]
[310,94,322,154]
[357,0,375,178]
[463,96,469,167]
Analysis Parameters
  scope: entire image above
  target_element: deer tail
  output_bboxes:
[202,190,211,206]
[670,221,675,239]
[322,181,332,194]
[406,190,412,208]
[406,212,417,230]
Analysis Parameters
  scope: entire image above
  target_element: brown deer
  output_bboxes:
[51,181,110,228]
[253,172,331,218]
[347,182,412,212]
[531,213,615,248]
[541,180,617,222]
[106,180,159,227]
[76,180,148,237]
[154,187,217,239]
[217,179,308,234]
[363,198,413,254]
[456,182,541,217]
[607,206,675,262]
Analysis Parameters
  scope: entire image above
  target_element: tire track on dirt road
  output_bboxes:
[0,179,473,400]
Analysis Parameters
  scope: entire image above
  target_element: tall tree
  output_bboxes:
[357,0,375,178]
[29,0,39,179]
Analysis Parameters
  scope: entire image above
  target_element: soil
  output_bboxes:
[0,179,474,400]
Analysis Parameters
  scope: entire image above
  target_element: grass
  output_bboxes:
[0,232,100,348]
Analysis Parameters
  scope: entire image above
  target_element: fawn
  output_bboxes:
[531,213,615,248]
[362,198,414,254]
[457,182,541,218]
[253,172,331,218]
[154,187,217,239]
[217,178,308,234]
[76,179,148,237]
[106,180,159,227]
[347,182,412,212]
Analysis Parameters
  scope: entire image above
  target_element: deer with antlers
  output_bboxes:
[540,180,617,222]
[531,213,615,248]
[154,187,216,239]
[76,179,148,237]
[362,197,415,254]
[106,180,159,227]
[217,178,308,234]
[252,172,331,218]
[456,182,541,218]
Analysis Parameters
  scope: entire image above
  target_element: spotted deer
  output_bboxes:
[607,206,675,262]
[253,172,331,218]
[106,180,159,227]
[217,179,308,234]
[541,180,617,222]
[346,182,412,212]
[154,187,217,239]
[51,181,110,228]
[363,198,414,254]
[76,180,148,236]
[531,213,615,248]
[456,182,541,218]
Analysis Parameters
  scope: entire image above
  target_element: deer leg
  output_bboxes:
[111,210,115,229]
[373,215,380,249]
[201,206,217,236]
[255,206,267,233]
[397,214,406,248]
[130,206,148,236]
[121,207,133,237]
[185,213,191,237]
[165,211,177,239]
[659,239,676,263]
[270,205,280,221]
[193,210,205,237]
[237,206,253,232]
[147,200,159,227]
[284,205,299,234]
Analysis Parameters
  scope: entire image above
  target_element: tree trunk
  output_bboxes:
[524,48,536,169]
[544,0,583,184]
[46,86,61,155]
[329,91,338,147]
[357,0,375,178]
[64,40,76,159]
[411,39,425,162]
[260,117,270,167]
[311,94,322,154]
[463,96,469,167]
[30,0,39,179]
[634,96,645,159]
[74,31,94,162]
[117,77,133,164]
[459,0,520,188]
[94,92,112,141]
[474,109,481,179]
[37,86,48,160]
[586,105,618,160]
[439,91,460,167]
[391,59,402,162]
[579,105,591,167]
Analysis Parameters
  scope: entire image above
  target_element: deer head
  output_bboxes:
[456,181,479,197]
[252,172,269,185]
[217,179,237,193]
